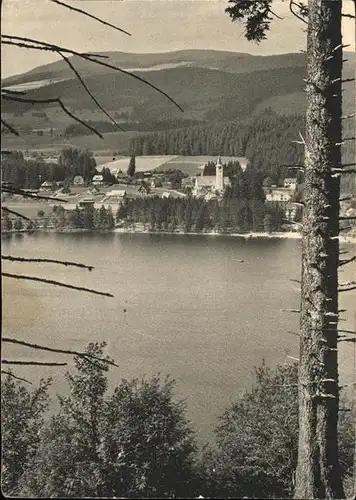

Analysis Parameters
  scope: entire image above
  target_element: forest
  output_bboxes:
[129,110,305,184]
[1,205,115,233]
[116,193,288,234]
[1,148,98,189]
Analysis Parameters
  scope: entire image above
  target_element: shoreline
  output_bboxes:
[2,227,356,244]
[114,228,303,239]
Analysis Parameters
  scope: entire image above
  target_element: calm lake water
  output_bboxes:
[2,233,355,444]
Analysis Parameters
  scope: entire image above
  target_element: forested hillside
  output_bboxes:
[130,110,305,183]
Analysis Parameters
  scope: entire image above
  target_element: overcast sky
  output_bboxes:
[2,0,355,77]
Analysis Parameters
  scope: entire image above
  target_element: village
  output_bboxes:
[1,152,303,233]
[9,154,301,227]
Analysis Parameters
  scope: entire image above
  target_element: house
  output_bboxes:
[150,177,163,188]
[78,198,95,208]
[193,157,230,196]
[87,185,100,195]
[264,187,294,203]
[182,177,194,188]
[92,174,104,186]
[283,177,298,190]
[285,202,299,221]
[73,175,84,186]
[113,184,149,199]
[116,170,126,180]
[102,189,127,203]
[149,188,186,199]
[204,191,218,201]
[39,180,54,191]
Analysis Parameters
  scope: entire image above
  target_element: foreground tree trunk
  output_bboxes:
[295,0,345,498]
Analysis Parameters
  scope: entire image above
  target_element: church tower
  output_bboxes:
[215,156,224,192]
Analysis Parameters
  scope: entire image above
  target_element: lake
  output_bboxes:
[2,232,355,444]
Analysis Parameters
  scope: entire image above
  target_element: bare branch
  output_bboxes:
[339,256,356,267]
[58,52,124,131]
[339,281,356,287]
[50,0,131,36]
[269,8,283,20]
[287,355,300,361]
[1,88,27,95]
[2,337,119,368]
[2,186,68,202]
[288,330,300,337]
[289,0,308,24]
[332,43,350,52]
[79,53,109,59]
[339,286,356,292]
[341,112,355,120]
[2,272,114,298]
[1,207,32,222]
[1,255,94,271]
[1,119,19,136]
[1,360,67,366]
[2,94,103,138]
[1,370,32,384]
[281,308,301,313]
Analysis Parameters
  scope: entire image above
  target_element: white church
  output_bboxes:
[192,157,231,197]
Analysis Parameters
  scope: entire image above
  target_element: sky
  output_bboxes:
[1,0,355,78]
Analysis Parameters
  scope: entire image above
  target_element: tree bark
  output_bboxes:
[295,0,345,498]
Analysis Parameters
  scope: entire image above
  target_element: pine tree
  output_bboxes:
[225,1,348,497]
[127,155,136,177]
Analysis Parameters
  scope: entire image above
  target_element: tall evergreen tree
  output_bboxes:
[127,155,136,177]
[225,1,350,497]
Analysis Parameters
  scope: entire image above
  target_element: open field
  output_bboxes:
[1,130,141,154]
[101,155,178,173]
[97,155,248,175]
[156,155,249,175]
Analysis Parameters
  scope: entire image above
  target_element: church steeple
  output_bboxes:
[215,156,224,192]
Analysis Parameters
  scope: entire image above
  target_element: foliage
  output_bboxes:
[67,205,115,230]
[225,1,308,43]
[1,148,97,189]
[19,343,198,498]
[13,218,24,231]
[99,375,198,498]
[225,0,274,43]
[58,147,97,183]
[1,214,13,231]
[127,155,136,177]
[101,167,118,184]
[199,362,354,499]
[1,373,52,496]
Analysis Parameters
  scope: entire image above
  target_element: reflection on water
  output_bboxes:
[2,233,355,442]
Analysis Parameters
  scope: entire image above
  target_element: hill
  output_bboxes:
[2,50,354,144]
[1,50,309,86]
